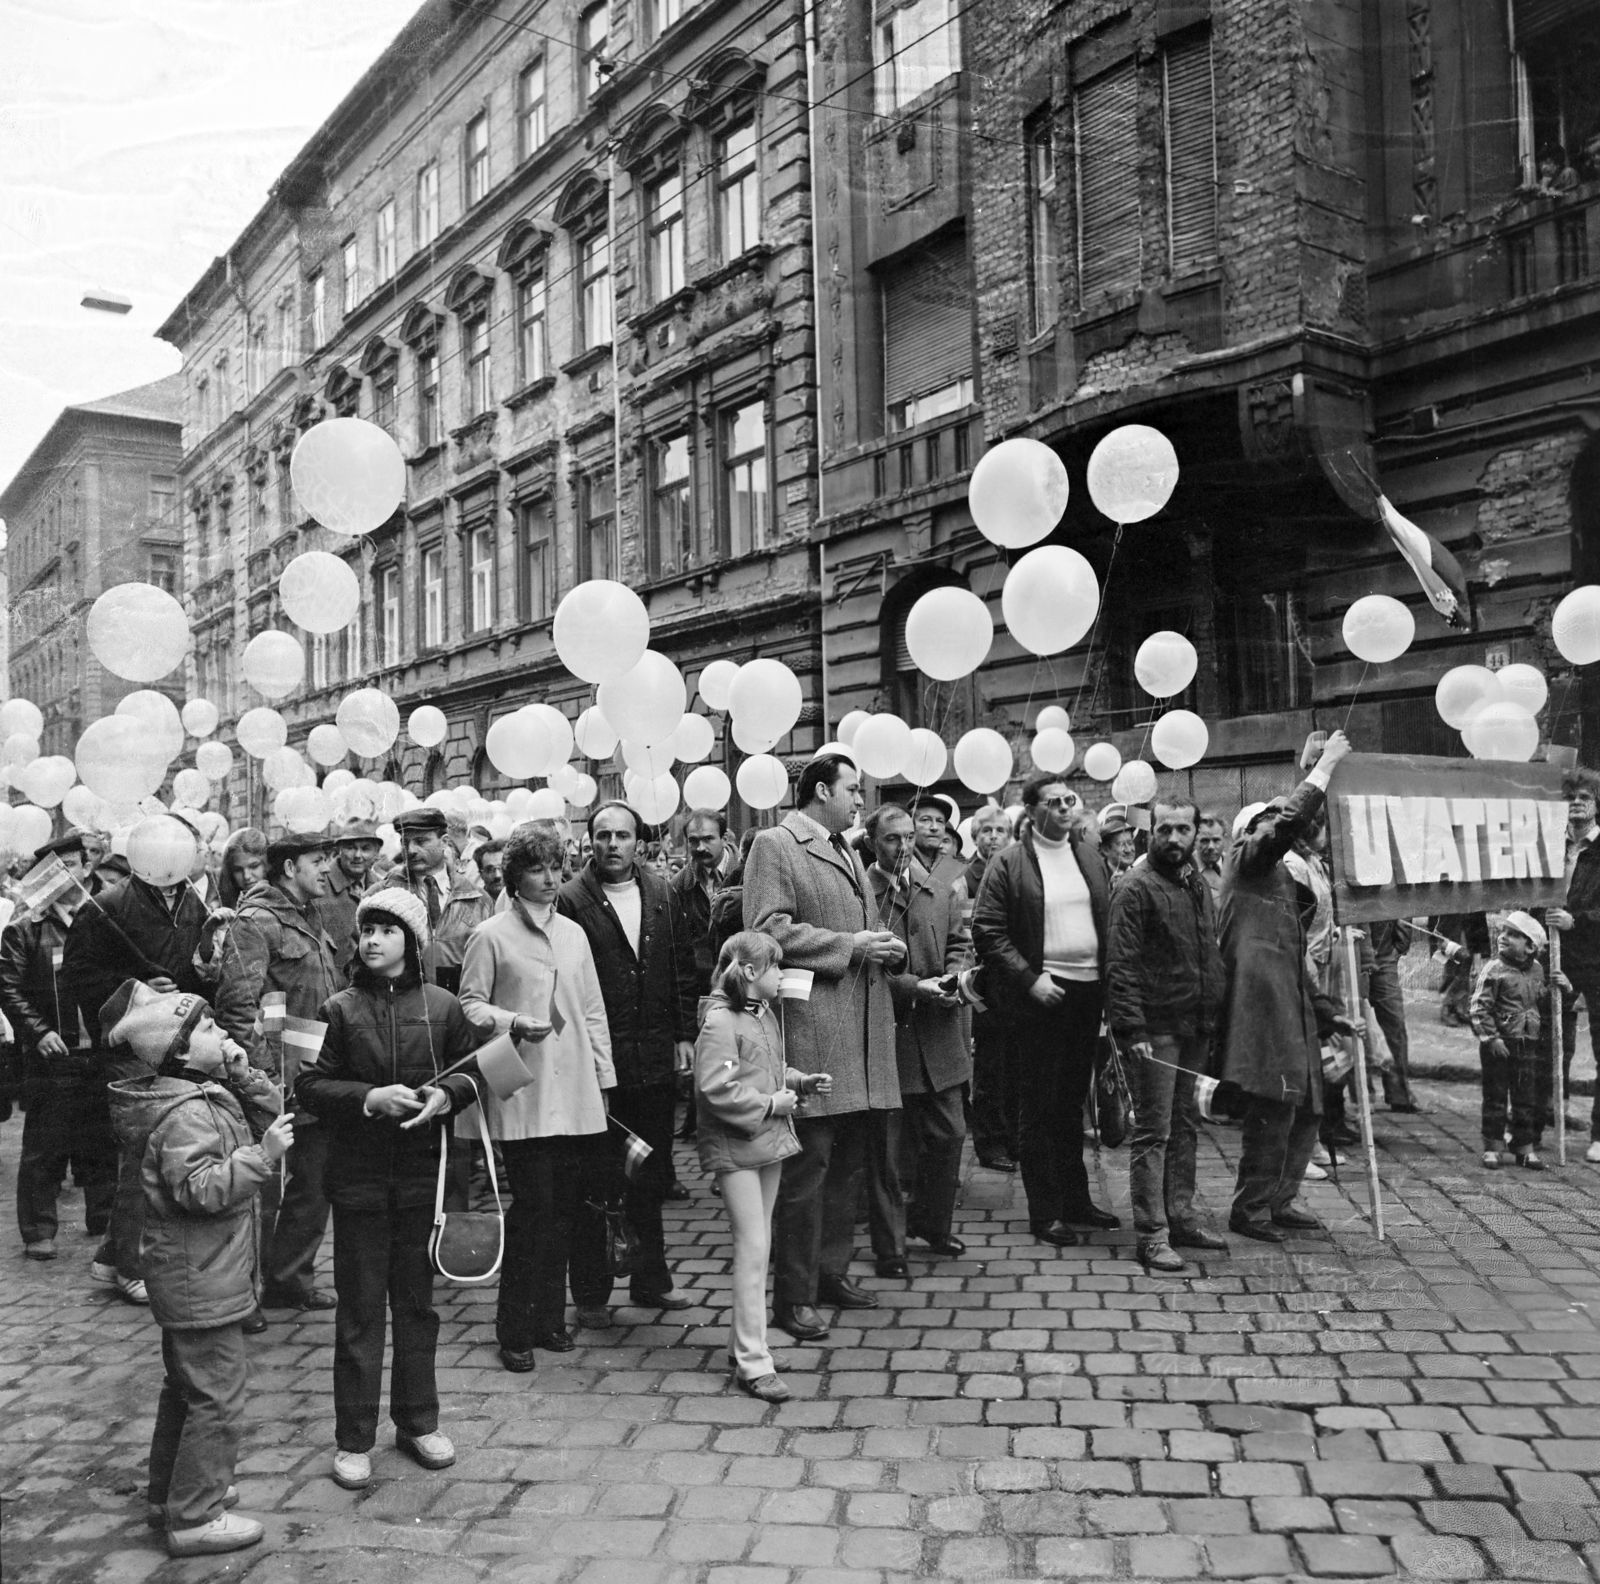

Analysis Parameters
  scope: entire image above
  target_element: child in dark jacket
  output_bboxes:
[1471,911,1568,1170]
[104,980,293,1558]
[296,888,480,1492]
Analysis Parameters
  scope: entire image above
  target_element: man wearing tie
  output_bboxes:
[392,807,493,995]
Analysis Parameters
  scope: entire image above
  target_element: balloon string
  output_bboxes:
[1342,662,1370,734]
[1076,524,1126,732]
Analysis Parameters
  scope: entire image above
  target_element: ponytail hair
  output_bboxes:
[715,930,783,1010]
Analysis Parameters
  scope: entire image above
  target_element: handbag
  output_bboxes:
[1094,1034,1135,1150]
[428,1078,504,1284]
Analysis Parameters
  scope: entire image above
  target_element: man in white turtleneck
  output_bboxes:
[971,777,1117,1247]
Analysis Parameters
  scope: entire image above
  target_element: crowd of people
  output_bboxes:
[5,726,1599,1558]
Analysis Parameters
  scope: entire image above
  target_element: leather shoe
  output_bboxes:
[1386,1099,1421,1114]
[665,1181,690,1201]
[908,1230,966,1257]
[817,1275,878,1309]
[737,1372,792,1402]
[1228,1215,1285,1244]
[1138,1240,1189,1274]
[631,1289,694,1310]
[263,1287,336,1311]
[1063,1203,1120,1230]
[574,1305,613,1329]
[977,1153,1018,1172]
[241,1308,268,1335]
[772,1305,830,1341]
[532,1328,575,1352]
[875,1257,909,1278]
[1169,1224,1229,1251]
[499,1347,537,1373]
[1271,1207,1322,1231]
[1032,1220,1079,1247]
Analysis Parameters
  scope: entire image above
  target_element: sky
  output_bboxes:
[0,0,421,495]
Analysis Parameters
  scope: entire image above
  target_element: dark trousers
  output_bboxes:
[1127,1033,1202,1240]
[1368,961,1414,1107]
[601,1083,676,1301]
[1482,1038,1542,1152]
[1232,1093,1322,1227]
[1557,975,1600,1140]
[147,1322,248,1529]
[93,1051,149,1278]
[330,1198,441,1453]
[497,1133,612,1345]
[1011,980,1103,1228]
[900,1084,966,1240]
[773,1109,899,1308]
[970,1011,1020,1160]
[258,1120,331,1303]
[16,1059,117,1245]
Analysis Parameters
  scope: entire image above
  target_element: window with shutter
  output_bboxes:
[1074,61,1141,305]
[881,233,973,425]
[1164,35,1216,273]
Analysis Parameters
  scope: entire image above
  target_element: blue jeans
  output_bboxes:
[1127,1033,1203,1239]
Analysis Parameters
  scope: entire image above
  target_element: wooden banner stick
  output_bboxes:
[1551,929,1567,1167]
[1342,925,1385,1241]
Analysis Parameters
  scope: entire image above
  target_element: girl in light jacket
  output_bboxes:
[458,823,616,1371]
[696,931,829,1401]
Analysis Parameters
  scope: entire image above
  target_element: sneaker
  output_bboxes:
[166,1511,264,1558]
[115,1274,149,1305]
[331,1450,371,1489]
[1586,1140,1600,1164]
[90,1260,117,1285]
[148,1486,238,1528]
[1517,1151,1548,1172]
[1304,1161,1328,1181]
[1482,1150,1503,1169]
[1312,1143,1331,1166]
[23,1240,57,1260]
[397,1431,455,1470]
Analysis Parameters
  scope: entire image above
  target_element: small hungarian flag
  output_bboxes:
[1376,493,1471,631]
[16,857,76,920]
[260,992,286,1030]
[609,1116,653,1181]
[778,969,814,1001]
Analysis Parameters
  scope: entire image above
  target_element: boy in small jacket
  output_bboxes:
[696,932,829,1402]
[296,888,480,1492]
[1471,912,1567,1170]
[104,980,293,1558]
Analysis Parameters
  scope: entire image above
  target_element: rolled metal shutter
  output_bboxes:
[1164,35,1217,272]
[1075,60,1141,303]
[882,233,972,408]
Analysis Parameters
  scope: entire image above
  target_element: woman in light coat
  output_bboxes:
[458,824,615,1372]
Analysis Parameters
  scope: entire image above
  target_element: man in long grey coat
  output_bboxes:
[743,753,905,1341]
[1218,730,1361,1242]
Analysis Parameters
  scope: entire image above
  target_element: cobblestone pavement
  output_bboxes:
[8,1078,1600,1584]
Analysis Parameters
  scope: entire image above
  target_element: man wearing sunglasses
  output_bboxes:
[972,776,1117,1246]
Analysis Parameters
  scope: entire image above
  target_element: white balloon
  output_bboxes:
[574,707,619,760]
[904,587,993,681]
[852,714,912,779]
[336,689,401,759]
[126,815,198,887]
[1086,424,1180,524]
[75,716,166,802]
[728,659,803,744]
[697,659,741,712]
[1465,701,1539,762]
[731,715,780,755]
[307,724,348,767]
[10,805,52,856]
[196,741,236,782]
[1134,631,1199,699]
[1435,665,1503,729]
[243,630,306,700]
[87,582,189,682]
[1002,546,1100,656]
[262,746,312,791]
[1495,663,1548,717]
[280,551,362,633]
[1151,710,1209,770]
[323,768,357,795]
[527,787,568,821]
[276,785,331,834]
[598,651,686,745]
[1035,705,1071,735]
[1342,595,1415,665]
[621,738,676,779]
[0,699,43,741]
[837,709,870,747]
[813,741,859,766]
[631,773,681,826]
[408,705,448,748]
[1083,742,1122,782]
[683,764,732,811]
[968,438,1069,549]
[62,786,105,830]
[521,704,575,775]
[553,579,651,683]
[14,755,76,809]
[2,733,39,770]
[902,728,949,787]
[1553,586,1600,666]
[953,728,1013,795]
[736,754,790,810]
[569,773,598,808]
[1113,759,1159,805]
[237,707,289,759]
[0,804,15,851]
[171,768,212,809]
[486,712,553,780]
[117,690,186,763]
[290,417,406,536]
[673,713,716,764]
[1030,728,1076,774]
[181,698,219,739]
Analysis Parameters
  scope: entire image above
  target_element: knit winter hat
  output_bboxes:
[100,979,210,1070]
[358,886,431,951]
[1501,911,1548,952]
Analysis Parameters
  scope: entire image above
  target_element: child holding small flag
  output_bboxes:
[695,931,830,1402]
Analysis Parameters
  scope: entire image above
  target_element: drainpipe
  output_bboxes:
[608,144,623,581]
[805,0,831,740]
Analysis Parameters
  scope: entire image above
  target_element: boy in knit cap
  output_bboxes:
[103,980,294,1557]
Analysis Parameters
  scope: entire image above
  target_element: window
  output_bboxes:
[1217,589,1313,717]
[647,172,686,300]
[416,163,440,247]
[248,321,266,393]
[310,272,327,346]
[276,296,295,369]
[881,232,973,429]
[517,59,548,159]
[1075,61,1141,303]
[148,550,178,595]
[341,237,359,314]
[580,3,609,107]
[579,469,615,580]
[651,434,693,575]
[417,348,440,448]
[515,274,547,384]
[214,352,231,414]
[311,631,330,690]
[1164,34,1217,272]
[716,123,760,259]
[579,230,612,348]
[373,368,396,434]
[464,316,492,416]
[875,0,958,115]
[345,597,364,678]
[422,545,444,647]
[195,374,209,434]
[468,526,494,631]
[722,401,769,557]
[1026,114,1059,332]
[380,566,401,664]
[519,500,552,621]
[652,0,684,36]
[375,200,397,284]
[465,112,490,206]
[148,474,177,524]
[1512,7,1600,191]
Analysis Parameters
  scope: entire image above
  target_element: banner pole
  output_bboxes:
[1552,929,1567,1167]
[1342,926,1384,1241]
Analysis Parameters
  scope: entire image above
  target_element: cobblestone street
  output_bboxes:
[9,1073,1600,1584]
